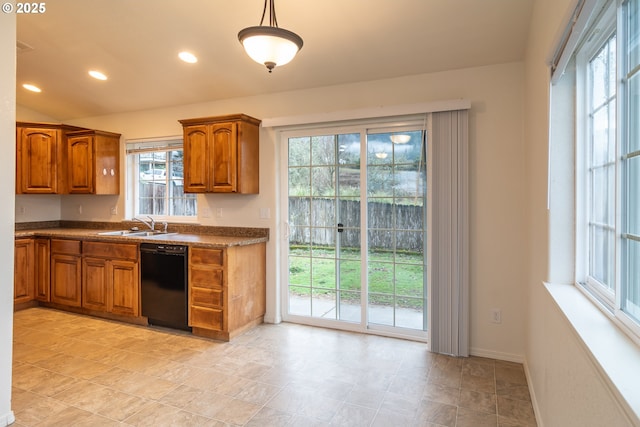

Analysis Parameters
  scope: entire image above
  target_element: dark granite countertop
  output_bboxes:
[15,221,269,248]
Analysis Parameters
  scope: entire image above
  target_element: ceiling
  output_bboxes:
[16,0,534,121]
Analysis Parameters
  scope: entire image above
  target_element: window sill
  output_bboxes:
[544,282,640,423]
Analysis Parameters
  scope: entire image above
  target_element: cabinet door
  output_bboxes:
[14,239,34,304]
[34,238,51,302]
[68,134,94,193]
[51,254,82,307]
[183,125,210,192]
[211,122,237,192]
[111,259,139,317]
[82,257,109,312]
[17,127,60,194]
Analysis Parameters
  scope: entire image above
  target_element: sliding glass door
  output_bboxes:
[287,133,362,322]
[366,130,427,331]
[283,122,428,338]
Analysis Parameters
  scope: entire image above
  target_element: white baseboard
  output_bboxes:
[523,359,543,427]
[263,313,281,324]
[470,347,524,363]
[0,411,15,426]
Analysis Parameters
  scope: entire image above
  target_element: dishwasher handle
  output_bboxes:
[140,243,187,255]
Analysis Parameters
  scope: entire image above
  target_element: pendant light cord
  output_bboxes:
[259,0,279,28]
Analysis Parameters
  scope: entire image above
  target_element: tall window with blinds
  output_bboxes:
[126,138,197,219]
[622,0,640,325]
[573,0,640,336]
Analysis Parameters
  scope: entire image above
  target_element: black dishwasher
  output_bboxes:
[140,243,190,331]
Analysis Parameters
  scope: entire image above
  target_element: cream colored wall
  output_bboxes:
[524,0,633,425]
[48,61,528,359]
[1,11,16,427]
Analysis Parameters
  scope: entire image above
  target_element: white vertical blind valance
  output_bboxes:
[430,110,470,357]
[549,0,606,84]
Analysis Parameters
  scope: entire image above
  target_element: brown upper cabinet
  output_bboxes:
[67,130,120,194]
[16,122,121,195]
[16,123,78,194]
[179,114,261,194]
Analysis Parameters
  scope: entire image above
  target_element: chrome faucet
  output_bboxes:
[133,216,155,231]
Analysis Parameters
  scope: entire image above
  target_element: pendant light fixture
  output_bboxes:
[238,0,303,73]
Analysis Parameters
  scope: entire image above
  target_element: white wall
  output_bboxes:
[1,11,16,427]
[523,0,634,425]
[23,61,528,360]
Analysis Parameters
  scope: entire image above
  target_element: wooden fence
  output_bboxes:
[289,197,424,251]
[139,182,196,216]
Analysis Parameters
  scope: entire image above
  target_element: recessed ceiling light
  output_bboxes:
[88,70,108,80]
[178,51,198,63]
[22,84,41,93]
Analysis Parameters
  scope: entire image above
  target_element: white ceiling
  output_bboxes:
[16,0,534,121]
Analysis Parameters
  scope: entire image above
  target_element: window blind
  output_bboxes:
[430,110,470,357]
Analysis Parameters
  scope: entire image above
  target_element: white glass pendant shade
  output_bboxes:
[239,26,303,72]
[390,134,411,144]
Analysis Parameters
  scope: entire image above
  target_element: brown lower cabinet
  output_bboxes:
[34,238,51,301]
[24,238,140,318]
[14,235,265,341]
[82,241,139,316]
[50,239,82,307]
[189,243,266,341]
[14,238,50,306]
[14,238,35,304]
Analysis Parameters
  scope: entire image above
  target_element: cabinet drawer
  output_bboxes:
[51,239,81,255]
[190,266,223,289]
[190,306,223,331]
[191,287,223,308]
[84,241,137,260]
[190,248,223,265]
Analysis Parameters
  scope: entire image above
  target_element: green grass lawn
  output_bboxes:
[288,246,425,308]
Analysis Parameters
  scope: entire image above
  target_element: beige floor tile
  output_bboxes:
[456,407,498,427]
[68,413,123,427]
[11,391,69,425]
[458,388,497,414]
[497,395,537,425]
[461,371,496,394]
[344,385,386,409]
[371,408,415,427]
[244,406,294,427]
[414,399,458,427]
[121,401,182,426]
[422,382,460,406]
[233,380,282,405]
[378,391,422,418]
[12,308,538,426]
[214,398,262,425]
[182,390,234,418]
[33,405,95,426]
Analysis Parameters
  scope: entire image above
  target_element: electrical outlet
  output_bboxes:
[201,208,211,218]
[259,207,270,219]
[491,308,502,324]
[216,208,223,218]
[77,204,83,215]
[110,206,118,215]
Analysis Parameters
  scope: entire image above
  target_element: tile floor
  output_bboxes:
[11,308,537,426]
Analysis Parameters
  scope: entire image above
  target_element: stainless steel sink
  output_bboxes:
[124,231,178,237]
[97,230,177,237]
[97,230,138,236]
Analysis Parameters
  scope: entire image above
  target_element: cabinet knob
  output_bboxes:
[103,168,107,176]
[110,169,115,176]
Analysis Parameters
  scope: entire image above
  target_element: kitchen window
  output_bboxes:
[126,138,197,220]
[574,0,640,336]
